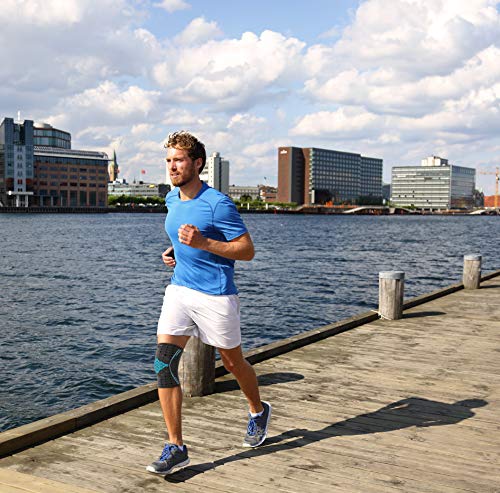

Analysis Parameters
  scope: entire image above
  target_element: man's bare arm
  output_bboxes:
[178,224,254,261]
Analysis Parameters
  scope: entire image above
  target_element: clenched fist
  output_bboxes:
[178,224,207,249]
[162,247,176,267]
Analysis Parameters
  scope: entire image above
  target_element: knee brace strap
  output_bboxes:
[155,343,183,388]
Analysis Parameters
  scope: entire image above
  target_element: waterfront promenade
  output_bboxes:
[1,273,500,492]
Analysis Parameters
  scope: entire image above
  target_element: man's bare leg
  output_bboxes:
[218,345,263,414]
[157,334,190,446]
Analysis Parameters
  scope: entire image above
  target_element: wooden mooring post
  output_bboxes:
[379,271,405,320]
[178,337,215,396]
[463,254,482,289]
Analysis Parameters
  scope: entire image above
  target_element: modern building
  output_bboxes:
[108,179,169,198]
[0,117,109,208]
[0,117,34,207]
[277,146,383,205]
[484,195,498,208]
[259,185,277,203]
[227,184,277,202]
[228,185,260,201]
[391,156,476,210]
[199,152,229,195]
[382,183,391,202]
[33,122,71,149]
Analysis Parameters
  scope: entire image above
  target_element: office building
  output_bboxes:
[108,179,169,198]
[200,152,229,195]
[259,185,277,202]
[391,156,476,210]
[33,122,71,149]
[484,195,498,208]
[0,117,109,207]
[0,117,34,207]
[278,146,383,205]
[228,185,260,201]
[227,184,277,202]
[382,183,391,202]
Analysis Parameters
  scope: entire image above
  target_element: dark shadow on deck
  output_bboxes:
[166,397,487,483]
[403,311,446,319]
[214,372,304,394]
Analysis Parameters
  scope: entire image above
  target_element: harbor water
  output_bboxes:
[0,213,498,431]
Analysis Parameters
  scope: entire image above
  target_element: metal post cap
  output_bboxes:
[379,271,405,280]
[464,254,482,261]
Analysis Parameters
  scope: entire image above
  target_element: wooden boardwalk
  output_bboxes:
[1,275,500,492]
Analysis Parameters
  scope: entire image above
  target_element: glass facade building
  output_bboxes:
[278,146,383,205]
[391,157,476,209]
[33,123,71,149]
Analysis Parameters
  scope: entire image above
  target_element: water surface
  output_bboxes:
[0,213,498,431]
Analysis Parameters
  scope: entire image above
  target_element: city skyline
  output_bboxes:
[2,1,500,193]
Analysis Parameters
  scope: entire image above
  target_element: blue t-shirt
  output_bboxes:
[165,182,248,295]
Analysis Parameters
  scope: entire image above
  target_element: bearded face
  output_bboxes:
[166,147,201,188]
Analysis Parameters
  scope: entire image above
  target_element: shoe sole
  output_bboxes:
[146,458,190,475]
[242,401,272,448]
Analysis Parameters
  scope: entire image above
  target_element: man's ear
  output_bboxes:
[195,158,203,172]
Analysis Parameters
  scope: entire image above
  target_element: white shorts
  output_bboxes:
[157,284,241,349]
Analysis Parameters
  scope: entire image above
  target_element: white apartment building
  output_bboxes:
[228,185,260,201]
[108,179,169,198]
[391,156,476,210]
[199,152,229,195]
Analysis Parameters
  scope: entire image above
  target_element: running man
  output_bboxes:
[147,131,271,475]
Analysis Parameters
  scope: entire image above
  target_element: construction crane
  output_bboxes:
[478,167,499,208]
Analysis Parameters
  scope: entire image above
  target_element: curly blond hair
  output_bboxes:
[165,131,206,173]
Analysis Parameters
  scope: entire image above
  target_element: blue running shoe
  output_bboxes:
[146,443,189,475]
[242,401,272,447]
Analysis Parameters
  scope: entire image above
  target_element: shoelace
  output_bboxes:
[159,444,175,461]
[247,417,257,435]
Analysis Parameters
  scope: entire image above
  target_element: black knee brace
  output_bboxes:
[155,343,183,388]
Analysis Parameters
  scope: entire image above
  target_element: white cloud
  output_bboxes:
[174,17,222,45]
[4,0,500,192]
[161,108,215,127]
[294,0,500,191]
[331,0,500,76]
[131,123,155,135]
[48,81,161,129]
[0,1,161,116]
[291,107,379,138]
[154,0,190,13]
[0,0,87,25]
[304,45,500,117]
[152,30,305,110]
[227,113,266,129]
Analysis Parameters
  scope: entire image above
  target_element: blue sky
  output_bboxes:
[144,1,357,42]
[1,0,499,193]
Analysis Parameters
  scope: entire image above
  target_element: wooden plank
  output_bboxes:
[0,468,99,493]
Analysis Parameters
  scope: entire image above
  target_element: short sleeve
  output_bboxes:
[213,196,248,241]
